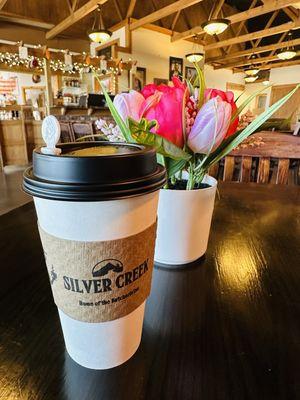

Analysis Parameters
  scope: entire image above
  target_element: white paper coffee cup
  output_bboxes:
[23,142,166,369]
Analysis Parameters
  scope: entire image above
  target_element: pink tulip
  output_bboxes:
[187,97,231,154]
[205,88,239,137]
[113,90,145,123]
[139,91,162,118]
[141,77,187,148]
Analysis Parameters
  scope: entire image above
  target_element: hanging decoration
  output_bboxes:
[18,42,28,59]
[64,51,72,66]
[0,39,135,91]
[29,57,40,69]
[32,74,41,83]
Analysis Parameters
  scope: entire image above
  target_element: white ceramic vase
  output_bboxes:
[154,175,217,267]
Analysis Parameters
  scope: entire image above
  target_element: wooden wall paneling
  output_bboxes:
[0,120,28,166]
[269,84,300,124]
[25,121,43,162]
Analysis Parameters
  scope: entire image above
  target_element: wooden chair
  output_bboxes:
[71,122,95,141]
[59,122,75,143]
[208,131,300,185]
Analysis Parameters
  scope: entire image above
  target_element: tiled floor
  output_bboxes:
[0,166,31,215]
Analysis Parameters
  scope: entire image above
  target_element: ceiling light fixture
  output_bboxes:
[186,53,204,63]
[263,80,270,86]
[277,49,297,60]
[244,54,260,76]
[186,35,204,63]
[88,5,112,43]
[201,18,230,36]
[244,75,258,83]
[244,67,260,76]
[277,31,297,60]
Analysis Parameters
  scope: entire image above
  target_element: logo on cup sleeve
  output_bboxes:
[61,258,149,295]
[50,265,57,285]
[92,259,123,277]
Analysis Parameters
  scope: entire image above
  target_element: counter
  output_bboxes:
[0,106,112,169]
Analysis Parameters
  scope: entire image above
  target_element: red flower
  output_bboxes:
[141,77,187,148]
[205,89,239,137]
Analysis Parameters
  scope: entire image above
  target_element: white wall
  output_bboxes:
[242,65,300,113]
[118,28,244,91]
[269,65,300,85]
[204,64,244,91]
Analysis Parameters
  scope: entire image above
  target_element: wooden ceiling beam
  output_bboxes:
[207,37,300,63]
[270,31,288,56]
[283,6,299,20]
[262,0,299,21]
[46,0,108,40]
[171,10,181,31]
[253,10,279,49]
[204,19,300,51]
[225,0,258,54]
[234,58,300,72]
[0,11,54,29]
[0,0,8,11]
[171,0,300,42]
[113,0,123,21]
[215,54,283,69]
[65,0,73,14]
[129,0,202,31]
[126,0,137,18]
[72,0,78,12]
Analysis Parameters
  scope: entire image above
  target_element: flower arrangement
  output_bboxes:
[95,66,299,190]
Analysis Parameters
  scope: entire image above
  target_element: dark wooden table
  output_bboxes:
[0,183,299,400]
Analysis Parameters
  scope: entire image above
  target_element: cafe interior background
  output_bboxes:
[0,0,299,181]
[0,0,300,398]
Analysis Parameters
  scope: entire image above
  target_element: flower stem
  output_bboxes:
[187,160,195,190]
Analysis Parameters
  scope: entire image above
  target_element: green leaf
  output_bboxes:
[157,153,165,166]
[128,118,191,161]
[231,84,272,122]
[235,91,245,103]
[93,73,134,143]
[194,63,205,107]
[185,77,195,96]
[202,84,300,170]
[164,157,187,178]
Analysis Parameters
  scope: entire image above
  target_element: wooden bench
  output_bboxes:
[209,131,300,185]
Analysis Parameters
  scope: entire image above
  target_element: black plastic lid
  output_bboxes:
[23,142,166,201]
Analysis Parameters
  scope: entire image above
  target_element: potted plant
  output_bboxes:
[94,68,299,267]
